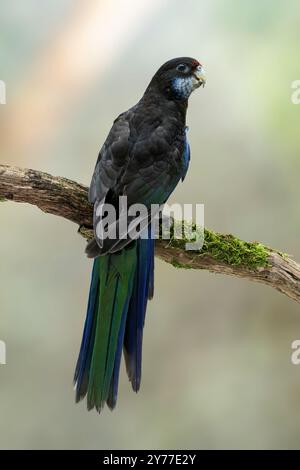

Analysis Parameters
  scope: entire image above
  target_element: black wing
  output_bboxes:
[86,106,185,257]
[86,111,132,257]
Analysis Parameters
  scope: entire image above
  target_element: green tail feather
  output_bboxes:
[87,244,137,411]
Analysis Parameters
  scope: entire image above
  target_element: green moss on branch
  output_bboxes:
[167,224,270,269]
[201,229,269,268]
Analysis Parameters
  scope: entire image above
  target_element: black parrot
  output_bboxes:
[74,57,206,412]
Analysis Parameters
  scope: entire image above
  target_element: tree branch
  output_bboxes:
[1,164,299,304]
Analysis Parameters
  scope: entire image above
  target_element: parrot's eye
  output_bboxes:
[176,63,190,73]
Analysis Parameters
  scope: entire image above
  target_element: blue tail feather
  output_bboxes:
[147,237,155,299]
[74,231,155,410]
[74,259,99,401]
[124,230,155,392]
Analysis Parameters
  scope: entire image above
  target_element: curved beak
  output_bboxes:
[193,65,206,88]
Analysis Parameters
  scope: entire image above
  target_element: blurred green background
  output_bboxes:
[1,0,300,450]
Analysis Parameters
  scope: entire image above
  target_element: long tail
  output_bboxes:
[74,236,155,412]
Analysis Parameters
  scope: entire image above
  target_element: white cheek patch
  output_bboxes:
[172,76,194,99]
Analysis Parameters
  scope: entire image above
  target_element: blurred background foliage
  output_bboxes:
[0,0,300,449]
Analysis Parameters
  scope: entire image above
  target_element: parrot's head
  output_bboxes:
[149,57,206,101]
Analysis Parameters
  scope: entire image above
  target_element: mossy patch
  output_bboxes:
[163,222,270,269]
[201,229,269,268]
